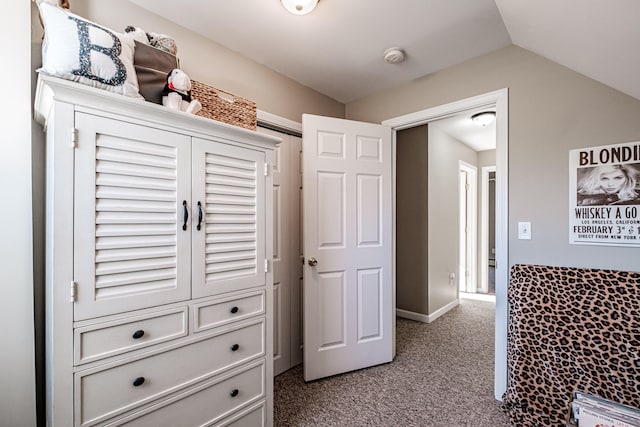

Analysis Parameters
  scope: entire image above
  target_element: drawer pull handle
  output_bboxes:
[132,330,145,339]
[132,377,146,387]
[231,344,240,352]
[230,306,239,314]
[230,389,239,398]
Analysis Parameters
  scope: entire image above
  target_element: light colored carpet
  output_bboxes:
[274,298,510,426]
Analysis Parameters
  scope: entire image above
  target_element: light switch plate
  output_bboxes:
[518,222,531,239]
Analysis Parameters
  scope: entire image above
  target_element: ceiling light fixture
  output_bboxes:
[281,0,319,15]
[471,111,496,127]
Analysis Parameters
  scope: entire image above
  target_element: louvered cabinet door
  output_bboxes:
[74,113,192,321]
[192,138,266,298]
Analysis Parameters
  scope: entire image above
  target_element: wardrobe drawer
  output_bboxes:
[194,291,265,333]
[216,400,265,427]
[104,363,265,427]
[76,320,265,426]
[74,307,188,365]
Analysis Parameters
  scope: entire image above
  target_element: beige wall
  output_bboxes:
[347,45,640,273]
[66,0,345,122]
[428,126,477,313]
[2,2,37,426]
[396,125,429,315]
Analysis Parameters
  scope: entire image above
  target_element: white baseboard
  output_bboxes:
[427,299,459,322]
[396,299,459,324]
[396,308,430,323]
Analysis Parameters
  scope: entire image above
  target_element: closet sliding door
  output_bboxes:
[258,127,303,376]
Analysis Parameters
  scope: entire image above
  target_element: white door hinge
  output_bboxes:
[70,281,77,302]
[264,259,269,273]
[71,128,78,148]
[264,163,269,177]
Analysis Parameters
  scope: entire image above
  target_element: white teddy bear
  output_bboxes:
[161,69,202,115]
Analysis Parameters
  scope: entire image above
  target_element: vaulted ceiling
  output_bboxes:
[128,0,640,106]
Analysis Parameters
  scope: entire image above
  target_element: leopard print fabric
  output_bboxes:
[502,264,640,426]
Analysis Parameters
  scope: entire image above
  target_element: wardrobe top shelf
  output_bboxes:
[34,74,280,150]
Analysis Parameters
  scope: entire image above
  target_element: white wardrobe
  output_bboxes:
[35,75,279,426]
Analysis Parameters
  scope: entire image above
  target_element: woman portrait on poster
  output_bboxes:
[577,163,640,206]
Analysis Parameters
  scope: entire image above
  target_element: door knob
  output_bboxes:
[307,257,318,266]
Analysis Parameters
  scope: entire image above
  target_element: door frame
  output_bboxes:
[459,161,478,294]
[479,165,496,294]
[382,88,509,400]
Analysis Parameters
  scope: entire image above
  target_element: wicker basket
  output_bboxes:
[191,80,257,130]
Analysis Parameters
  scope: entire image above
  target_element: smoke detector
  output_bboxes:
[384,47,406,64]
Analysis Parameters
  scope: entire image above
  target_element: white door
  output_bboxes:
[459,169,468,292]
[259,126,304,377]
[74,113,192,320]
[191,139,266,299]
[303,114,393,381]
[458,162,477,293]
[259,128,292,375]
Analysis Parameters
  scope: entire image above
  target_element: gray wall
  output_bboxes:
[396,125,429,315]
[1,2,37,426]
[477,150,496,168]
[428,126,477,313]
[347,45,640,273]
[396,123,481,317]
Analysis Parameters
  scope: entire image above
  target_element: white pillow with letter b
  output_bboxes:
[37,1,142,98]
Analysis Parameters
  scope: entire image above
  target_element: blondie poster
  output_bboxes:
[570,141,640,246]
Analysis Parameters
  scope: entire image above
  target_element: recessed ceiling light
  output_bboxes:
[383,47,406,64]
[471,111,496,127]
